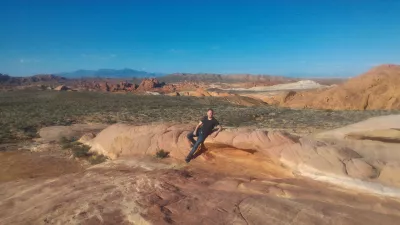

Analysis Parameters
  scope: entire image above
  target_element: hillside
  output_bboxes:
[281,64,400,110]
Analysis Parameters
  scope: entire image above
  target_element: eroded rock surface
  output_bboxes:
[3,115,400,224]
[82,115,400,196]
[38,123,108,142]
[2,152,400,225]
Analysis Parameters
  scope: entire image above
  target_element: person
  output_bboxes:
[185,108,222,163]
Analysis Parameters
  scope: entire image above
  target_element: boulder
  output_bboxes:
[54,85,69,91]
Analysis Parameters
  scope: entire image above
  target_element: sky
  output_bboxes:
[1,0,400,77]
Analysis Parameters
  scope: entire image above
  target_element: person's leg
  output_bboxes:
[186,131,197,147]
[186,133,206,162]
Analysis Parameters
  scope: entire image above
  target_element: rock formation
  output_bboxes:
[136,78,165,91]
[4,115,400,224]
[281,64,400,110]
[82,115,400,196]
[54,85,69,91]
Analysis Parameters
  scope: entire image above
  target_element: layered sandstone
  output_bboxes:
[80,115,400,196]
[281,64,400,110]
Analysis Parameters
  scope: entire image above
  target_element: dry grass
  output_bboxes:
[1,89,399,143]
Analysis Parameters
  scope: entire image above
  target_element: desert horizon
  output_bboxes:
[2,1,400,224]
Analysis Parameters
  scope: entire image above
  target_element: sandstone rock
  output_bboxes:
[161,84,177,93]
[5,115,400,224]
[195,88,211,96]
[316,115,400,140]
[78,132,96,142]
[378,162,400,187]
[282,64,400,110]
[346,129,400,143]
[345,158,378,179]
[238,196,398,225]
[80,114,400,196]
[137,78,164,91]
[83,123,293,160]
[54,85,69,91]
[3,156,400,225]
[39,124,107,142]
[224,80,325,92]
[100,82,111,92]
[166,92,180,96]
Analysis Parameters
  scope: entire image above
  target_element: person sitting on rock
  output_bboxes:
[185,108,222,163]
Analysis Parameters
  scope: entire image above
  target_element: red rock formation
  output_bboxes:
[136,78,163,91]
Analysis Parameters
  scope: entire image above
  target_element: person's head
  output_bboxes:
[207,108,214,118]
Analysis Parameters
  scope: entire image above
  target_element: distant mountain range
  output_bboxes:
[0,73,67,86]
[158,73,296,83]
[57,68,165,78]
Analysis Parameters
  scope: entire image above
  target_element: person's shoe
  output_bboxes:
[185,157,191,163]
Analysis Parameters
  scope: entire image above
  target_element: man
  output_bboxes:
[185,108,222,163]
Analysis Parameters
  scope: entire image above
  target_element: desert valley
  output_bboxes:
[1,64,400,224]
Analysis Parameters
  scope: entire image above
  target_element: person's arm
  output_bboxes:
[193,121,203,135]
[211,124,222,138]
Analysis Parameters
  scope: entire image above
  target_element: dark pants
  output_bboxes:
[186,130,206,161]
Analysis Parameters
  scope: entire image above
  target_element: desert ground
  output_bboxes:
[2,65,400,224]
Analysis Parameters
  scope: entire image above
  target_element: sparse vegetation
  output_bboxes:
[88,154,108,165]
[1,90,399,144]
[58,136,108,164]
[60,136,74,149]
[155,149,170,159]
[71,143,91,158]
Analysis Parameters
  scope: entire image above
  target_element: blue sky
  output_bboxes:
[1,0,400,77]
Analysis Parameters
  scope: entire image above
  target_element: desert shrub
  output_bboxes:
[155,149,170,159]
[59,137,107,164]
[59,136,70,144]
[88,154,108,165]
[59,136,75,149]
[71,143,91,158]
